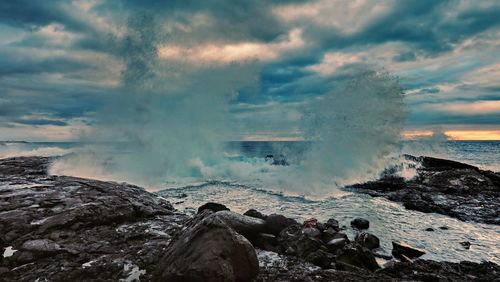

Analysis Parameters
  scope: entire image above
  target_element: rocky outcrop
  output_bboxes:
[1,156,499,281]
[0,156,187,281]
[351,155,500,224]
[153,210,259,281]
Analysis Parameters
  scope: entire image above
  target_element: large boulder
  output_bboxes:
[351,218,370,230]
[214,210,266,239]
[265,214,299,236]
[154,212,259,282]
[355,232,380,250]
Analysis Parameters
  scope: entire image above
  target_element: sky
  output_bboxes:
[1,0,500,141]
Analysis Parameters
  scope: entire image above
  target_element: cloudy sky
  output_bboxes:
[1,0,500,141]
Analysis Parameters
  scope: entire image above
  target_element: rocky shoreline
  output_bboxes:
[1,156,499,281]
[350,155,500,225]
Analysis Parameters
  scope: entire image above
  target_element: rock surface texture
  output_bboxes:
[351,155,500,224]
[1,156,499,281]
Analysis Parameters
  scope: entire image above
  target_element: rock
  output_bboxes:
[325,218,340,231]
[372,247,392,260]
[302,227,321,237]
[244,209,267,220]
[425,227,434,231]
[254,233,278,252]
[265,214,299,236]
[392,241,427,260]
[214,210,266,239]
[326,238,348,252]
[303,218,318,228]
[277,225,326,261]
[197,202,230,214]
[351,156,500,225]
[351,218,370,230]
[460,241,471,249]
[355,232,380,250]
[439,226,450,230]
[21,239,62,253]
[336,243,380,272]
[321,227,337,243]
[154,213,259,282]
[304,249,334,268]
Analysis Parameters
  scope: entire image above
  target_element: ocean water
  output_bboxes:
[1,140,499,264]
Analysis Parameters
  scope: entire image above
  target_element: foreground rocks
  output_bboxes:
[351,155,500,225]
[1,156,499,281]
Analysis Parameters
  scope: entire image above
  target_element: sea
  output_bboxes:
[1,140,499,264]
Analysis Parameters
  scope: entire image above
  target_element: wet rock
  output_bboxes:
[265,214,299,236]
[372,247,392,260]
[439,226,450,230]
[21,239,62,253]
[351,218,370,230]
[425,227,434,231]
[304,249,334,268]
[325,218,340,231]
[153,213,259,282]
[392,241,427,260]
[197,202,230,214]
[352,155,500,225]
[355,232,380,250]
[214,210,266,239]
[244,209,267,220]
[326,238,347,252]
[254,233,278,252]
[277,225,327,264]
[336,243,380,272]
[302,227,321,238]
[460,241,471,249]
[303,218,318,228]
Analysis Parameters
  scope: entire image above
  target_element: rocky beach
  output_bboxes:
[0,156,499,281]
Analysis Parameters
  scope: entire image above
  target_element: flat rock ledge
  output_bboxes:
[1,156,499,281]
[350,155,500,225]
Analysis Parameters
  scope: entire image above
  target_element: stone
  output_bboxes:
[153,213,259,282]
[254,233,278,252]
[355,232,380,250]
[392,241,427,260]
[351,218,370,230]
[214,210,266,239]
[244,209,267,220]
[460,241,471,250]
[197,202,230,214]
[302,227,321,237]
[265,214,299,236]
[326,238,348,252]
[325,218,340,231]
[336,243,380,272]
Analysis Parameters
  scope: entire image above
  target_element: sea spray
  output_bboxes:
[51,14,258,186]
[299,71,406,191]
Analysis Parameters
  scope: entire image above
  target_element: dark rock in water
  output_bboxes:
[392,241,427,260]
[265,154,289,166]
[244,209,267,220]
[154,212,259,282]
[197,202,230,214]
[214,210,266,239]
[425,227,434,231]
[460,241,471,249]
[351,155,500,225]
[336,243,380,272]
[277,225,330,267]
[265,214,299,236]
[325,218,340,231]
[351,218,370,230]
[439,226,450,230]
[355,232,380,250]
